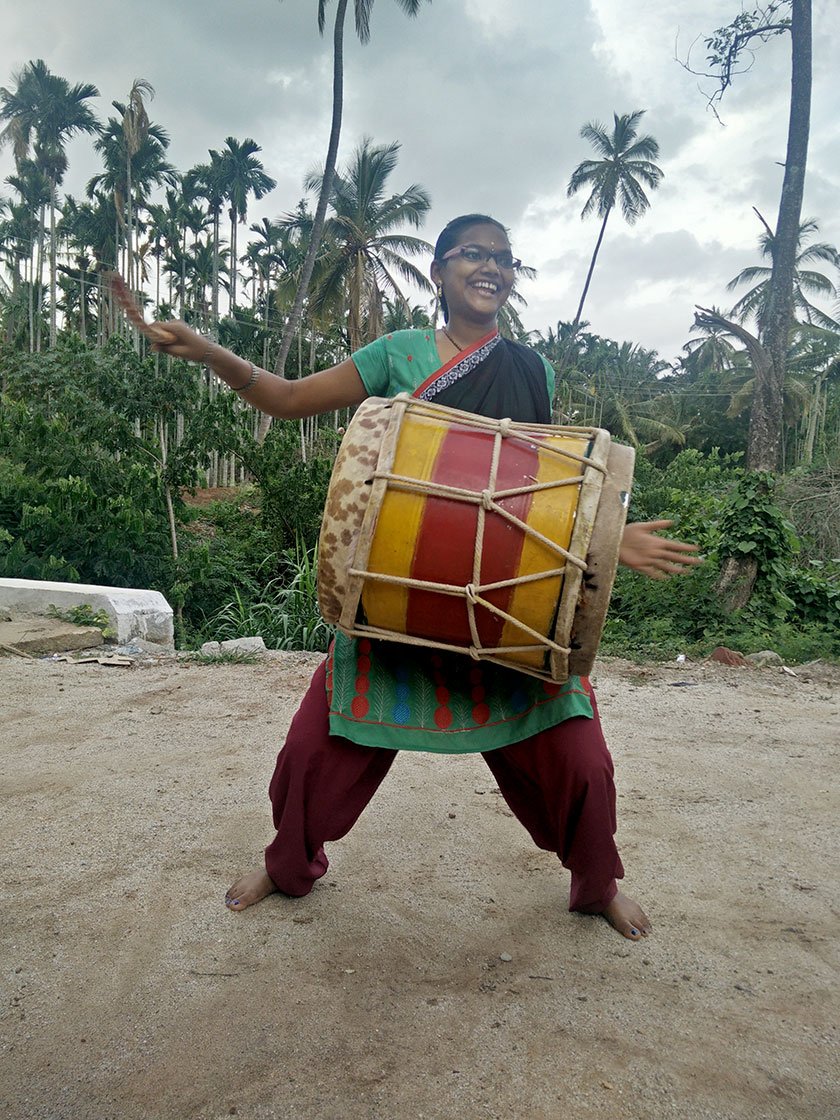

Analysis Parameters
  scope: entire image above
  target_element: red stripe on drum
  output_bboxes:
[405,425,537,649]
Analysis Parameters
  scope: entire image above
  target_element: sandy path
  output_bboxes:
[1,651,838,1120]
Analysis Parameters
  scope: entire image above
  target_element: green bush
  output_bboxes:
[245,422,339,553]
[604,451,839,663]
[197,541,331,652]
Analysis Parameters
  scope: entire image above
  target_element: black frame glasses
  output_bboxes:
[441,244,522,272]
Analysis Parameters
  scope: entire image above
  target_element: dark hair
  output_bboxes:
[433,213,509,261]
[433,214,510,321]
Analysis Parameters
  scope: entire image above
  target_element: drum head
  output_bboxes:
[567,442,635,677]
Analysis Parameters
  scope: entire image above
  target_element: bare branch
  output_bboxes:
[676,4,791,118]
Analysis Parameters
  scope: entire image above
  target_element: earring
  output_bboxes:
[436,284,443,300]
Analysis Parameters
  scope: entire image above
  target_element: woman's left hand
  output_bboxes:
[619,520,701,580]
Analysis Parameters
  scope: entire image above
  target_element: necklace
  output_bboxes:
[442,326,465,352]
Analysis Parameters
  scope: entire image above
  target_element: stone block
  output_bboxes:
[0,579,174,649]
[0,617,104,656]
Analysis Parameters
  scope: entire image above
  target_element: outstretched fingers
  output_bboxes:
[619,519,701,578]
[105,271,176,345]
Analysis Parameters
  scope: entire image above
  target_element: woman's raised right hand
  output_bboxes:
[107,272,207,363]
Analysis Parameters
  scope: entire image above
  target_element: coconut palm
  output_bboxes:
[258,0,431,443]
[212,137,276,309]
[727,216,840,331]
[566,110,663,338]
[382,297,432,332]
[682,310,740,375]
[0,59,100,346]
[305,137,432,352]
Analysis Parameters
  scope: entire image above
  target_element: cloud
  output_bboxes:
[0,0,837,364]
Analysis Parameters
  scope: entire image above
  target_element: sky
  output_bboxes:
[1,0,838,364]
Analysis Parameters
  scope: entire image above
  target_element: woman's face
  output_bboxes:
[431,222,515,324]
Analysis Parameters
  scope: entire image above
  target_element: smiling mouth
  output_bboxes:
[471,281,500,295]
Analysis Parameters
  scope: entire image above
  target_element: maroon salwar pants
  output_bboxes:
[264,661,624,912]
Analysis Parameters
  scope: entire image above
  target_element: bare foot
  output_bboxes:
[600,891,651,941]
[225,868,277,912]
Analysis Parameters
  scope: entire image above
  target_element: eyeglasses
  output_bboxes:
[441,244,522,272]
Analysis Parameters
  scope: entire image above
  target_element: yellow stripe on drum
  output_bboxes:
[362,413,448,632]
[497,433,591,669]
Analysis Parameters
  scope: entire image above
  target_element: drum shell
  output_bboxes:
[318,395,634,681]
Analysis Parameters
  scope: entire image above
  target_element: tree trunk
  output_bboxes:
[49,189,57,347]
[573,207,611,330]
[716,554,759,612]
[159,419,179,562]
[35,203,45,352]
[79,269,86,343]
[212,208,220,327]
[27,253,35,353]
[747,0,812,471]
[229,209,238,310]
[553,207,612,412]
[257,0,349,445]
[695,307,774,606]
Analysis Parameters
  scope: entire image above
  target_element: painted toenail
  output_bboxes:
[630,928,639,935]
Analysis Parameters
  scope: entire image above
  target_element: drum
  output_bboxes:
[318,394,634,682]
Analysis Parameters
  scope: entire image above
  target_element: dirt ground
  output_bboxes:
[1,649,838,1120]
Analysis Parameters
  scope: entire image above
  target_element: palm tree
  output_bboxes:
[89,110,177,285]
[145,197,181,315]
[187,155,226,325]
[383,297,432,332]
[566,110,663,338]
[213,137,276,309]
[306,137,432,352]
[3,161,50,350]
[727,215,839,331]
[0,59,100,346]
[121,79,155,297]
[258,0,431,443]
[682,310,740,375]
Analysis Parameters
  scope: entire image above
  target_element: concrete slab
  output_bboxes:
[0,617,104,656]
[0,579,174,649]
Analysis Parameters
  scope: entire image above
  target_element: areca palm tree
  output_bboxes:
[727,216,839,331]
[188,154,226,324]
[89,110,177,289]
[306,137,432,352]
[212,137,276,309]
[121,79,155,296]
[3,161,50,349]
[259,0,431,443]
[566,110,663,339]
[0,59,100,346]
[146,196,182,314]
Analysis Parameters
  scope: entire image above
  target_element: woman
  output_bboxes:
[128,214,699,940]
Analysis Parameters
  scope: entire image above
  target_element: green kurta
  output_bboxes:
[326,329,593,753]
